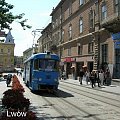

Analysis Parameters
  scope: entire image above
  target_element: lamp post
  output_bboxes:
[31,29,41,54]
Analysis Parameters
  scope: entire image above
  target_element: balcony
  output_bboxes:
[101,12,120,33]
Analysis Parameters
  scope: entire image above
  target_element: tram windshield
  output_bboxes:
[34,59,59,71]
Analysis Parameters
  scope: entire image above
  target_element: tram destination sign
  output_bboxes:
[45,54,51,59]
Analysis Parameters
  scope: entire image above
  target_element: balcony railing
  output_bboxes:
[101,12,120,26]
[101,12,120,33]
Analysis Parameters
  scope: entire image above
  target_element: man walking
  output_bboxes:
[79,68,84,85]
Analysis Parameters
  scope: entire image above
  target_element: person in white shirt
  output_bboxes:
[99,70,104,86]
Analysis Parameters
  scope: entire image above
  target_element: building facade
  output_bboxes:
[38,0,120,79]
[0,31,15,72]
[14,56,24,69]
[23,47,33,62]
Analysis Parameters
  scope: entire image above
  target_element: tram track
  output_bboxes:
[59,82,120,110]
[41,92,102,120]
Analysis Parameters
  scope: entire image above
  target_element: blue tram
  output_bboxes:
[23,52,60,91]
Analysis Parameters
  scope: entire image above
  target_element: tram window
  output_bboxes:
[34,59,39,70]
[45,60,54,69]
[39,60,45,69]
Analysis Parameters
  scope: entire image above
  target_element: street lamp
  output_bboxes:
[31,29,41,54]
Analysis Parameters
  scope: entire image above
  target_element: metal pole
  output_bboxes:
[97,0,100,70]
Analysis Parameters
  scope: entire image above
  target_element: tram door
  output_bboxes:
[29,60,33,85]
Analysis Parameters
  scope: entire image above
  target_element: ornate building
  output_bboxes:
[0,31,15,72]
[38,0,120,79]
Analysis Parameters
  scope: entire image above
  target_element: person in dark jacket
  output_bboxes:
[79,69,84,85]
[90,71,96,88]
[6,74,12,87]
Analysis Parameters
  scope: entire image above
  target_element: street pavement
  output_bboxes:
[0,75,120,117]
[60,78,120,95]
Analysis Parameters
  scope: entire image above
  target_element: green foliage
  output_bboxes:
[0,0,32,30]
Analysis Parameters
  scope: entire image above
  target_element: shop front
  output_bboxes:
[63,57,76,79]
[112,32,120,79]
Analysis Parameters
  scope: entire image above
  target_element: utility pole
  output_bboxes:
[31,29,41,54]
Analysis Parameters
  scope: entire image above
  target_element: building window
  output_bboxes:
[68,24,72,39]
[101,3,107,20]
[102,44,108,63]
[69,3,72,16]
[8,49,10,53]
[114,0,119,13]
[95,1,98,15]
[55,19,58,27]
[89,9,94,29]
[1,49,3,53]
[88,42,94,53]
[62,29,64,41]
[78,43,82,55]
[68,47,71,56]
[79,0,84,6]
[79,17,83,33]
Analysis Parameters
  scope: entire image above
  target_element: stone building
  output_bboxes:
[23,47,33,62]
[38,0,120,79]
[0,31,15,72]
[14,56,24,69]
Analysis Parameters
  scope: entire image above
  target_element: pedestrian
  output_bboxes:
[6,74,12,87]
[105,68,111,86]
[17,70,18,75]
[89,70,96,88]
[95,70,100,87]
[79,68,84,85]
[62,70,66,80]
[99,70,104,86]
[71,66,75,79]
[85,70,90,85]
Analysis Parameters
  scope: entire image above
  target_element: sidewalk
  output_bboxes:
[61,78,120,95]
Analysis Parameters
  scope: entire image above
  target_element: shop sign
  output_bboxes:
[64,57,75,62]
[112,32,120,40]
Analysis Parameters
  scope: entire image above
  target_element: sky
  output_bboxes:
[5,0,61,56]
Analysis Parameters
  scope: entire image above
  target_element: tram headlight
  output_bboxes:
[39,78,42,81]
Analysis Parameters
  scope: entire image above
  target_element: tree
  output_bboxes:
[0,0,32,30]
